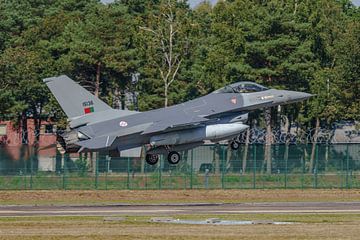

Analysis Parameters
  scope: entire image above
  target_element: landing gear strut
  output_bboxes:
[145,154,159,165]
[167,151,181,164]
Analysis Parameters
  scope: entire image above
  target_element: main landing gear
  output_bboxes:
[167,151,181,164]
[145,154,159,165]
[145,151,181,165]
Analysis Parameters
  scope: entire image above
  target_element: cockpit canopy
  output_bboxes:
[213,82,269,94]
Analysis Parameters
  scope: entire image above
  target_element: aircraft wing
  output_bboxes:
[204,100,275,118]
[141,115,212,135]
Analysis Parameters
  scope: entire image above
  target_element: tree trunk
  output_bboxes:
[33,111,41,167]
[164,84,168,107]
[120,90,126,110]
[309,117,320,173]
[114,87,121,109]
[21,112,28,145]
[264,108,272,174]
[33,117,39,145]
[33,105,42,146]
[293,0,298,15]
[95,62,101,97]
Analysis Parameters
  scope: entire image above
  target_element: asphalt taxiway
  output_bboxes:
[0,202,360,217]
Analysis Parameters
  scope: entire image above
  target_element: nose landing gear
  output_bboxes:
[230,141,240,150]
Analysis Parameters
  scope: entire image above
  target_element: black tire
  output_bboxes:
[146,154,159,165]
[230,141,240,150]
[167,151,181,164]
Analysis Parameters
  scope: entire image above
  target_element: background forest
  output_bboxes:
[0,0,359,134]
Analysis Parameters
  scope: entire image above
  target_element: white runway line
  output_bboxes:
[211,210,360,213]
[0,209,184,214]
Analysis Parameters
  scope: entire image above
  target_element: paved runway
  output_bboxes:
[1,202,360,217]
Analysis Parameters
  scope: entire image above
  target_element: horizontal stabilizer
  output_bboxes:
[77,135,117,150]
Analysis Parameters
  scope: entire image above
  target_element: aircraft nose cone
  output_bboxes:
[295,92,312,100]
[287,91,313,103]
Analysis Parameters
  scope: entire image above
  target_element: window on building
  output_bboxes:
[0,124,7,136]
[45,124,54,134]
[40,124,54,134]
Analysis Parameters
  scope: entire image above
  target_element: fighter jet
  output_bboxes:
[44,75,311,165]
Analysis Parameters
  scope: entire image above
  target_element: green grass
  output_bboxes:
[1,172,359,190]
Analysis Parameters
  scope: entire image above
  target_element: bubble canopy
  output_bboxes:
[213,82,269,94]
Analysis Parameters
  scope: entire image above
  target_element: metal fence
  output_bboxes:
[0,144,359,190]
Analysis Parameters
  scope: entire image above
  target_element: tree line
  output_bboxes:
[0,0,359,135]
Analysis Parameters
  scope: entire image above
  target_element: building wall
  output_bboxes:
[0,119,56,147]
[0,119,57,161]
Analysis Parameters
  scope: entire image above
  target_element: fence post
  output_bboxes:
[22,153,26,190]
[30,153,33,190]
[221,145,225,189]
[301,147,305,189]
[238,145,242,189]
[314,144,318,189]
[63,154,67,190]
[0,149,2,190]
[158,156,162,190]
[0,149,1,190]
[105,155,110,190]
[144,160,148,190]
[95,155,99,190]
[127,157,130,190]
[346,144,350,189]
[284,147,287,189]
[105,162,108,191]
[205,169,209,189]
[190,149,193,189]
[340,152,344,189]
[253,145,256,189]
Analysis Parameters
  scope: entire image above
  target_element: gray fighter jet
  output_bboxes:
[44,75,311,165]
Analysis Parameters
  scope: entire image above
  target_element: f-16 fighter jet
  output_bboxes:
[44,75,311,165]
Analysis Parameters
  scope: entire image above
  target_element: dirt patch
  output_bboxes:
[0,189,359,205]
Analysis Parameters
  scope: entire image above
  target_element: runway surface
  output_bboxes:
[1,202,360,217]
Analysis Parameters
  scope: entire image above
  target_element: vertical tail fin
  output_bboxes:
[44,75,112,119]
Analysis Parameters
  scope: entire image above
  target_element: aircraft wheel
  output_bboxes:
[168,151,181,164]
[230,141,240,150]
[146,154,159,165]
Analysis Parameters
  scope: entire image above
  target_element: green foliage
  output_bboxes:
[74,158,89,177]
[0,0,359,129]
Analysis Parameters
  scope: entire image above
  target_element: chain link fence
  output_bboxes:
[0,143,359,190]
